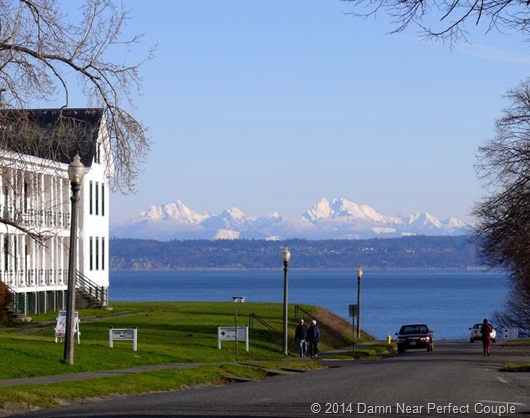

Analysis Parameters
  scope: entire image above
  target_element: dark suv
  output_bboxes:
[396,323,434,353]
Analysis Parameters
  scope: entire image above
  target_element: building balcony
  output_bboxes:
[0,206,70,229]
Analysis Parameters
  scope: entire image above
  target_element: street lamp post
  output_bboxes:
[64,154,86,365]
[281,246,291,355]
[356,266,363,339]
[232,296,245,355]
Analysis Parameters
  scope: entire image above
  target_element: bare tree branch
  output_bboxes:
[342,0,530,45]
[0,0,153,194]
[472,78,530,330]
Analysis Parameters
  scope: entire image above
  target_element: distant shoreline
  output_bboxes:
[110,266,491,272]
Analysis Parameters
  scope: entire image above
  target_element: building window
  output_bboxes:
[24,181,28,212]
[95,237,99,270]
[95,142,101,164]
[102,183,105,217]
[3,187,8,218]
[95,182,99,216]
[102,237,105,271]
[3,239,8,271]
[13,236,17,271]
[89,181,93,215]
[89,236,93,271]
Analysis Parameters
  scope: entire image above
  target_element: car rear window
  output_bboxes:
[400,325,428,334]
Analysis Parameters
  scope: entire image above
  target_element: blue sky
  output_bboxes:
[98,1,530,222]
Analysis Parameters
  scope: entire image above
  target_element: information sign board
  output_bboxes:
[349,304,359,318]
[218,326,249,351]
[218,326,247,341]
[54,310,80,343]
[109,327,138,351]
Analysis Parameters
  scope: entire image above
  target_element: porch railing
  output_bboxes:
[0,205,70,229]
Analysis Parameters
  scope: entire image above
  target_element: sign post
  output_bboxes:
[349,304,358,353]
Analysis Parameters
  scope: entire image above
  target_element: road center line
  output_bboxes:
[496,377,508,383]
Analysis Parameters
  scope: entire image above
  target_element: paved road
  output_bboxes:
[15,341,530,418]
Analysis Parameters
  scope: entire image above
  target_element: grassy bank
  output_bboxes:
[0,301,390,415]
[500,339,530,372]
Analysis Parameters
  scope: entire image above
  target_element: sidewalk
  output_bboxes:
[0,344,382,388]
[0,355,327,388]
[0,362,204,388]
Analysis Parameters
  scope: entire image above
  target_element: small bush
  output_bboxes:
[0,282,12,320]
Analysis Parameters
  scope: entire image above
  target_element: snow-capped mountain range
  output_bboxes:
[110,198,469,241]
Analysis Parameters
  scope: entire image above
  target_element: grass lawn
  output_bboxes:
[0,301,391,414]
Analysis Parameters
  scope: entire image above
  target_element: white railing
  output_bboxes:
[0,269,66,290]
[0,205,70,229]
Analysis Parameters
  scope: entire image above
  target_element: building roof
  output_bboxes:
[0,108,104,168]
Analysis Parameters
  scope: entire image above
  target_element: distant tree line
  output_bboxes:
[110,236,480,270]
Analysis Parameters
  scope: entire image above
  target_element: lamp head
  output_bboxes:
[357,267,363,280]
[68,154,86,184]
[281,246,291,263]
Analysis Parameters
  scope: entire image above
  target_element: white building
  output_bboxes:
[0,108,110,316]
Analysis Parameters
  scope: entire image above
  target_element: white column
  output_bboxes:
[50,236,56,286]
[59,177,64,228]
[34,172,40,225]
[30,172,36,226]
[16,235,24,287]
[39,174,46,227]
[29,237,35,287]
[9,169,14,221]
[51,175,56,226]
[40,236,46,285]
[59,237,65,285]
[0,170,3,215]
[22,235,27,288]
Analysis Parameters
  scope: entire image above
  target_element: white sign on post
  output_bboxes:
[109,327,138,351]
[218,326,249,352]
[54,310,80,343]
[502,328,519,339]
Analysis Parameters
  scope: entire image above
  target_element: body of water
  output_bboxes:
[109,269,510,340]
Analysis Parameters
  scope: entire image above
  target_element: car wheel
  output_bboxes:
[492,338,496,343]
[470,338,474,343]
[398,345,404,353]
[427,343,433,352]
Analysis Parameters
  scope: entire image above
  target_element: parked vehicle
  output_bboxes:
[469,323,496,343]
[396,323,434,353]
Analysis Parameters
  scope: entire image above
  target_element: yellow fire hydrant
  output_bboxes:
[386,335,392,345]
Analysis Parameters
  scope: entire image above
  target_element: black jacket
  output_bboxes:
[295,324,307,341]
[307,325,321,342]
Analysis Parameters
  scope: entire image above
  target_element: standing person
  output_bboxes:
[480,318,493,357]
[307,319,321,358]
[295,319,307,358]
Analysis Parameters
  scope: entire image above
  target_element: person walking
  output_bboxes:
[480,318,493,357]
[295,319,308,358]
[307,319,321,358]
